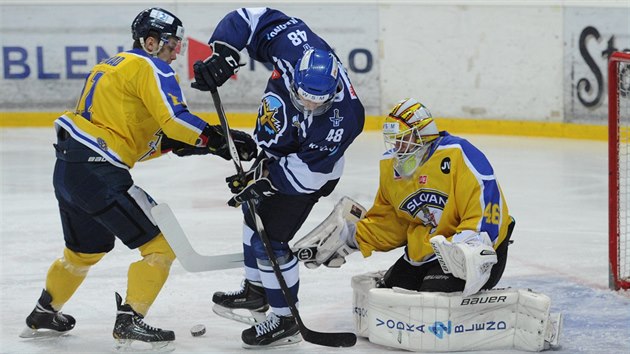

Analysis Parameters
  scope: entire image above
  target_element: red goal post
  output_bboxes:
[609,51,630,291]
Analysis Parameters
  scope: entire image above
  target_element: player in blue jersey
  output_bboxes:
[191,7,365,348]
[21,8,256,350]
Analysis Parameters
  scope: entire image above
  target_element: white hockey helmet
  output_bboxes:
[383,98,439,177]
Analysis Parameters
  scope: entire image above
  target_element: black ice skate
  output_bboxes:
[212,279,269,325]
[241,312,301,348]
[112,292,175,352]
[20,289,76,338]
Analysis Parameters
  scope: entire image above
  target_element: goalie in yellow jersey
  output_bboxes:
[21,7,256,350]
[294,99,563,352]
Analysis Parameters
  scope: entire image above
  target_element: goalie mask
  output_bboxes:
[383,98,439,177]
[290,48,343,116]
[132,7,186,56]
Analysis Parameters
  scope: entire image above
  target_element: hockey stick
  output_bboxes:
[151,203,244,272]
[151,203,327,273]
[210,89,357,348]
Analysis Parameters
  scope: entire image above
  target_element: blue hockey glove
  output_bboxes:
[191,41,243,92]
[226,159,277,207]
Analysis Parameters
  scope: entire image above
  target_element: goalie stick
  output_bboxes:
[210,89,357,348]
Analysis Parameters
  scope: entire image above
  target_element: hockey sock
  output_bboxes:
[126,234,175,316]
[45,247,106,310]
[257,253,299,317]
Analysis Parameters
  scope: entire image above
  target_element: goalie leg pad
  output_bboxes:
[351,270,387,337]
[367,288,559,352]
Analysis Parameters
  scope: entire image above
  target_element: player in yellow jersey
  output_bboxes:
[21,7,256,350]
[296,97,514,296]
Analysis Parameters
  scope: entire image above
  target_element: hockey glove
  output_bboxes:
[226,159,278,207]
[430,231,497,297]
[202,125,257,161]
[191,41,243,92]
[293,197,367,268]
[162,126,256,161]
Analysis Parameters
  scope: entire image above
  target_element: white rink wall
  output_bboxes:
[0,0,628,122]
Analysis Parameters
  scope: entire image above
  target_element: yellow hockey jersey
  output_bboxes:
[54,48,208,169]
[355,132,510,264]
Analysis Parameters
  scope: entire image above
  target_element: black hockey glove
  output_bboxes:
[191,41,243,92]
[226,159,278,207]
[203,125,257,161]
[163,126,257,161]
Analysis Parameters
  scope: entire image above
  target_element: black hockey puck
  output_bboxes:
[190,324,206,337]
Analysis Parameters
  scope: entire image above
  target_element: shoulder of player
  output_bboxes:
[119,50,175,74]
[434,133,494,173]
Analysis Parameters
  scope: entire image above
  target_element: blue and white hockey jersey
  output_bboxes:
[209,7,365,195]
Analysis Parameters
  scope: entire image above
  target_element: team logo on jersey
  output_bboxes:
[329,109,344,127]
[271,69,281,80]
[259,99,281,134]
[255,93,288,147]
[418,175,428,184]
[399,188,448,219]
[440,157,451,174]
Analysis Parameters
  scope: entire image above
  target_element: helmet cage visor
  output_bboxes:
[383,122,433,177]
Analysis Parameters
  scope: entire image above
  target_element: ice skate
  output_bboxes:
[112,292,175,352]
[544,312,563,350]
[241,312,301,348]
[212,279,269,325]
[20,289,76,339]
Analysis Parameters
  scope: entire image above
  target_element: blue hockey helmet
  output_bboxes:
[290,48,342,115]
[132,7,185,43]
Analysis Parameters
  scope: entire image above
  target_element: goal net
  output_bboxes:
[609,51,630,290]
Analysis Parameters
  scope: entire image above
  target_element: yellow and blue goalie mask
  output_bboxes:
[383,98,439,177]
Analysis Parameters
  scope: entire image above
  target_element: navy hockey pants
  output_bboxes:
[52,131,160,254]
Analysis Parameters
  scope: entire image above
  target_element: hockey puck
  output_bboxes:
[190,324,206,337]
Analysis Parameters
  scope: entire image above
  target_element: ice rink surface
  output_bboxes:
[1,128,629,353]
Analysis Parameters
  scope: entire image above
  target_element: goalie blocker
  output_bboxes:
[293,196,367,268]
[351,272,562,352]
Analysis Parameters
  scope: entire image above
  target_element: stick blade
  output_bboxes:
[301,330,357,348]
[151,203,244,272]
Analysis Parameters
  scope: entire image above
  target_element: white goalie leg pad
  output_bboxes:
[293,196,367,268]
[367,288,560,352]
[351,270,387,337]
[430,231,497,297]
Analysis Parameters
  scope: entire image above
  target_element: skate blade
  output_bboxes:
[114,338,175,352]
[242,333,302,349]
[212,304,267,326]
[19,326,70,339]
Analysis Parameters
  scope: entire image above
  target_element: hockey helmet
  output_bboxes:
[132,8,185,54]
[290,48,342,115]
[383,98,439,177]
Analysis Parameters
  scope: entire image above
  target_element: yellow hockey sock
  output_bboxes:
[126,234,175,316]
[45,248,106,310]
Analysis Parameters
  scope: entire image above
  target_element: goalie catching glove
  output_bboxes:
[293,197,367,268]
[226,158,277,207]
[430,231,497,297]
[161,125,257,161]
[191,41,244,92]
